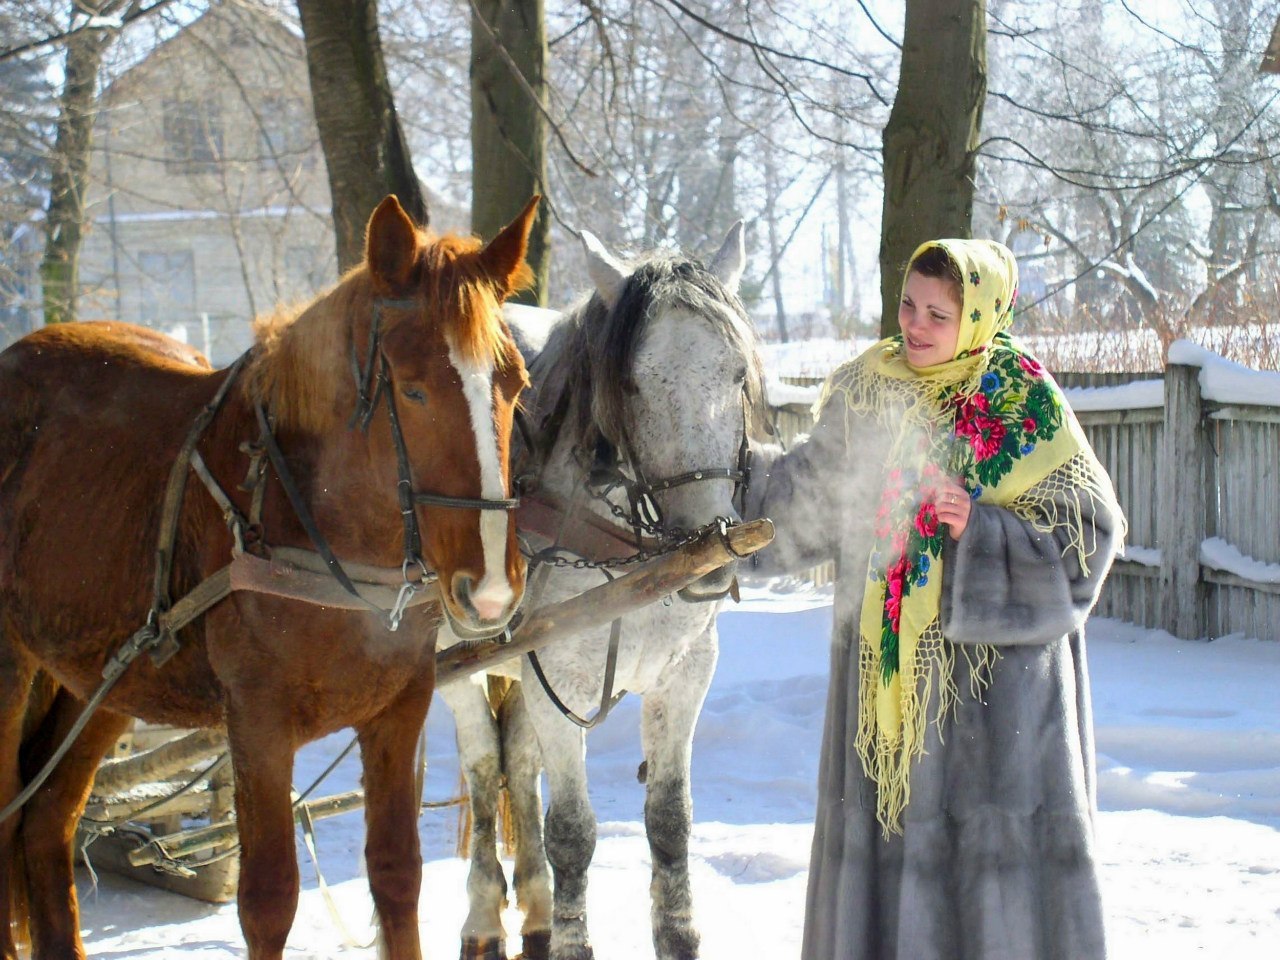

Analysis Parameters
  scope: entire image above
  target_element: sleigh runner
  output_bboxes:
[74,517,774,902]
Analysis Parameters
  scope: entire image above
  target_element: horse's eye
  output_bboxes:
[402,386,427,404]
[733,367,748,384]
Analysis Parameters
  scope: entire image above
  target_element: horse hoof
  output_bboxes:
[461,935,507,960]
[517,931,551,960]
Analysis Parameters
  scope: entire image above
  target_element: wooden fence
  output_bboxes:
[769,363,1280,642]
[1079,363,1280,643]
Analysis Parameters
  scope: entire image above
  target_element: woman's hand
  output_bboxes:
[934,478,972,540]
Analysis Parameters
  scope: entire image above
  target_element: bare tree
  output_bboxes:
[470,0,550,305]
[40,1,133,324]
[295,0,426,270]
[976,0,1280,366]
[879,0,987,336]
[1263,11,1280,72]
[0,7,53,342]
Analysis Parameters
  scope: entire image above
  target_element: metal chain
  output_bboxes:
[522,515,735,571]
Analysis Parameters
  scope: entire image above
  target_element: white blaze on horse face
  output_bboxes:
[448,341,513,622]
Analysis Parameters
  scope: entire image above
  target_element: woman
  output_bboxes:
[748,239,1122,959]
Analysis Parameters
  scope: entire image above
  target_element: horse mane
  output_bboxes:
[246,230,519,434]
[529,253,770,453]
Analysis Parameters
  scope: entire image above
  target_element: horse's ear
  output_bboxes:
[581,230,627,309]
[709,220,746,293]
[480,195,540,298]
[366,195,419,293]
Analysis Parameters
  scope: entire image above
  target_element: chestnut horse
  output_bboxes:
[0,194,536,960]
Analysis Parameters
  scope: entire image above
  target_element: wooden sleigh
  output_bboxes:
[76,518,774,901]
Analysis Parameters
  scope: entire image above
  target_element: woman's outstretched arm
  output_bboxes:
[743,403,851,578]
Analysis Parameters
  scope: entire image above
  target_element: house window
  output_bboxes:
[258,96,312,165]
[138,250,195,330]
[163,98,223,174]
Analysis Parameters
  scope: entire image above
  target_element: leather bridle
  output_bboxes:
[583,388,753,540]
[255,296,520,629]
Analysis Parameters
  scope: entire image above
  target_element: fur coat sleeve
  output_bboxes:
[941,485,1121,646]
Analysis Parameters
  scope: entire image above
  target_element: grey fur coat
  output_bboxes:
[746,401,1120,960]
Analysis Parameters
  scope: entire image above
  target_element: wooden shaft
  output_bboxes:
[126,790,365,866]
[92,728,227,796]
[437,518,774,686]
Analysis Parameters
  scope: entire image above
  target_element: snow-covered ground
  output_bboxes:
[73,583,1280,959]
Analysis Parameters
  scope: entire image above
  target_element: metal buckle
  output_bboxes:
[387,558,430,632]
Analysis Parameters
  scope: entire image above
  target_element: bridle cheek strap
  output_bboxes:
[602,391,753,533]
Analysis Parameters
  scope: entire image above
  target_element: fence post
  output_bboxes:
[1159,362,1207,640]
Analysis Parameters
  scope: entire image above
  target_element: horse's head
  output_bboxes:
[363,195,536,637]
[578,225,768,601]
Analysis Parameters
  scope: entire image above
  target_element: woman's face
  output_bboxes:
[899,271,962,368]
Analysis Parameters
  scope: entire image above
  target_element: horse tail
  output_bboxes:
[488,676,518,856]
[453,676,519,859]
[0,345,37,487]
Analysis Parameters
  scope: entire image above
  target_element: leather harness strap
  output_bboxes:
[143,352,251,666]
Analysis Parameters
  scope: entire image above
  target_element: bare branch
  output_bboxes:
[0,0,176,64]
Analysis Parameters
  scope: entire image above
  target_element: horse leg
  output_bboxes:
[226,699,298,960]
[355,678,433,960]
[640,627,718,960]
[0,647,36,960]
[496,683,551,960]
[523,691,594,960]
[17,690,130,960]
[438,678,509,960]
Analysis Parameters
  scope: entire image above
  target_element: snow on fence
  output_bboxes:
[768,342,1280,642]
[1078,343,1280,643]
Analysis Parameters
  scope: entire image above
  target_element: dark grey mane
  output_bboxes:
[528,253,769,457]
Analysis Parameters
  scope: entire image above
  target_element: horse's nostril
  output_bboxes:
[451,572,507,623]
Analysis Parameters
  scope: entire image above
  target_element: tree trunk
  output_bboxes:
[1262,13,1280,73]
[295,0,427,272]
[878,0,987,336]
[40,2,124,324]
[835,157,852,337]
[763,149,788,343]
[470,0,550,306]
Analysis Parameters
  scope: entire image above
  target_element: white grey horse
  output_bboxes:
[436,226,769,960]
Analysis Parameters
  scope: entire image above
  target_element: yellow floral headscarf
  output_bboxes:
[817,239,1119,835]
